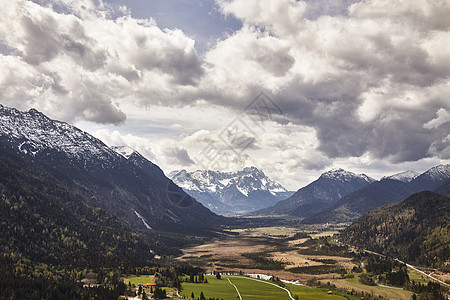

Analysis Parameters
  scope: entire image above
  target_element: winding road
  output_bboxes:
[227,278,243,300]
[362,249,450,288]
[240,276,295,300]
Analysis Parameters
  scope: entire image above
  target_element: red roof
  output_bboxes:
[142,283,156,286]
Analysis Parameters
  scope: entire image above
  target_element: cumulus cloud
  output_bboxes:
[0,0,449,180]
[424,108,450,129]
[210,0,450,164]
[0,0,203,124]
[93,128,195,169]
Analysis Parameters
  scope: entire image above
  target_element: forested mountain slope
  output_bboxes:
[342,191,449,268]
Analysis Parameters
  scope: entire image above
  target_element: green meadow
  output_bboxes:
[181,275,355,300]
[124,275,154,286]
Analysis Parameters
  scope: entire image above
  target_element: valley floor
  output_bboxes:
[176,225,448,299]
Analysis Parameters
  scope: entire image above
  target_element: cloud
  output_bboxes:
[165,147,195,166]
[92,128,195,169]
[424,108,450,129]
[210,0,450,164]
[93,129,156,161]
[0,0,203,124]
[0,0,449,177]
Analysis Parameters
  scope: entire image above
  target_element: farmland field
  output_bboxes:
[181,275,354,300]
[124,275,154,286]
[176,225,439,299]
[328,274,414,300]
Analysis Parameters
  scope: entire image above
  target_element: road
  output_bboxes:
[227,278,243,300]
[241,276,295,300]
[362,249,450,288]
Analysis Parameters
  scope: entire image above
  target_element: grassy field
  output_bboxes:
[408,270,430,284]
[124,275,154,285]
[328,274,414,300]
[181,275,353,300]
[177,225,444,299]
[288,283,360,300]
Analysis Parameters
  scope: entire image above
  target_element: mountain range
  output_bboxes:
[1,103,448,230]
[254,169,375,217]
[170,167,293,215]
[304,164,450,223]
[0,104,221,233]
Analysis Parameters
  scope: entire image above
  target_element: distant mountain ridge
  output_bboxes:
[170,167,293,215]
[0,104,221,232]
[304,164,450,224]
[382,170,420,183]
[410,164,450,192]
[254,169,375,217]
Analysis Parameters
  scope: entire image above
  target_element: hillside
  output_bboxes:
[341,191,450,268]
[0,141,176,268]
[170,167,293,214]
[255,169,374,217]
[0,105,222,232]
[435,179,450,197]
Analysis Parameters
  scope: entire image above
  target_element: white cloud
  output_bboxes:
[424,108,450,129]
[0,0,203,124]
[1,0,449,187]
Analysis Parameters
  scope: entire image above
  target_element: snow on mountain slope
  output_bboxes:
[255,168,375,217]
[112,146,136,159]
[421,164,450,181]
[382,170,420,183]
[170,167,293,215]
[409,164,450,192]
[0,105,121,166]
[0,104,221,230]
[321,168,375,183]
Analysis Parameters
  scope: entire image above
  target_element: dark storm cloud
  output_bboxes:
[208,0,450,166]
[275,81,449,163]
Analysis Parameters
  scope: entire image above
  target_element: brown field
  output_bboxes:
[177,225,448,299]
[177,225,354,283]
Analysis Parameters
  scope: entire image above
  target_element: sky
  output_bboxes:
[0,0,449,190]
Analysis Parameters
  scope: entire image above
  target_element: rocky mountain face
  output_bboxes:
[304,164,450,224]
[170,167,293,215]
[0,105,221,232]
[254,169,375,217]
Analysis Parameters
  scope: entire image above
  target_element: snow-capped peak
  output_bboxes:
[170,167,288,196]
[382,170,420,183]
[421,164,450,181]
[112,146,137,159]
[0,105,122,166]
[320,168,375,183]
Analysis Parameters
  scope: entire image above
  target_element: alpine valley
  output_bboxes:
[1,104,449,300]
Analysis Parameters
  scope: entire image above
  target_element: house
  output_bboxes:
[142,283,156,287]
